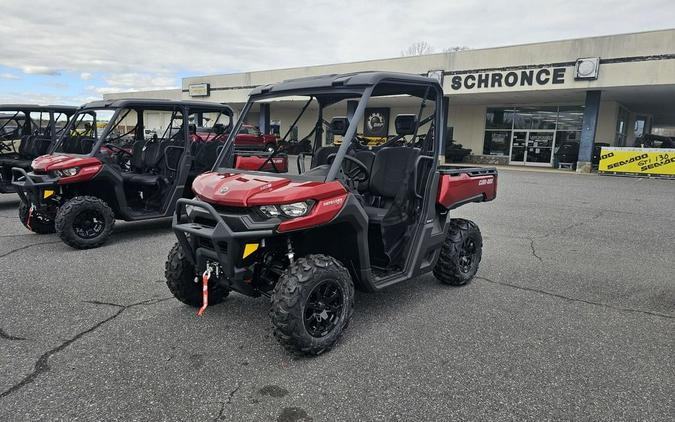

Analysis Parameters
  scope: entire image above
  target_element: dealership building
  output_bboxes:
[105,29,675,171]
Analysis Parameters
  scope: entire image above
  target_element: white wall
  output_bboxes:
[448,104,487,153]
[596,101,618,145]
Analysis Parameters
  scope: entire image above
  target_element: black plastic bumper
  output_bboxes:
[11,167,60,205]
[173,198,275,287]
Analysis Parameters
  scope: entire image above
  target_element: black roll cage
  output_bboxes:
[50,102,233,157]
[0,107,76,144]
[213,78,444,183]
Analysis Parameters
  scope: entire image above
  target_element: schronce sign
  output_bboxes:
[450,67,566,90]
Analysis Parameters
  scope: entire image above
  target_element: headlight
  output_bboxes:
[259,205,281,218]
[279,202,309,217]
[258,202,311,218]
[53,167,79,177]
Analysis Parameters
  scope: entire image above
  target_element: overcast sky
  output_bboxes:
[0,0,673,104]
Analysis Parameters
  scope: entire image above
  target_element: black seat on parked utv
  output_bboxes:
[311,116,349,168]
[0,135,39,168]
[363,146,419,222]
[362,114,420,222]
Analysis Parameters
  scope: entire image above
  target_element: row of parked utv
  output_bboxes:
[0,72,497,355]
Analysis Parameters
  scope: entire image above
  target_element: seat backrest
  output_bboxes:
[369,147,420,199]
[395,114,417,136]
[142,139,162,170]
[330,117,349,136]
[18,135,34,157]
[311,145,339,167]
[79,138,95,155]
[32,137,52,157]
[194,140,219,171]
[130,140,146,171]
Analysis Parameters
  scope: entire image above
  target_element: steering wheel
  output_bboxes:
[326,153,369,183]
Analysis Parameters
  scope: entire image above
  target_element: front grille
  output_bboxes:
[194,235,227,254]
[193,215,217,228]
[213,204,248,215]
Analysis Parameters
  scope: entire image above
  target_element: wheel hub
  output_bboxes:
[73,210,105,239]
[459,239,476,273]
[304,280,344,337]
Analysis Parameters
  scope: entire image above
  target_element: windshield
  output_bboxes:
[215,86,438,182]
[53,109,116,154]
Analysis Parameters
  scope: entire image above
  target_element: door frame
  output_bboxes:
[509,129,556,167]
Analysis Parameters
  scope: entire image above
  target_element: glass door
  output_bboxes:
[510,131,527,164]
[525,131,555,166]
[509,130,556,166]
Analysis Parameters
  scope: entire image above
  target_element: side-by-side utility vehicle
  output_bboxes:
[0,104,76,193]
[13,99,289,248]
[165,72,497,356]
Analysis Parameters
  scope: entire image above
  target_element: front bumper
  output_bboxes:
[11,167,60,206]
[173,198,278,296]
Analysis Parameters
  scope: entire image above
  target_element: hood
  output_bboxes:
[32,154,102,173]
[192,172,347,207]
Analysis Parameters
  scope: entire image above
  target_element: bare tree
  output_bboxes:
[444,46,470,52]
[401,41,435,56]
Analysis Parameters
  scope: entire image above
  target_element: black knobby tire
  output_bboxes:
[54,196,115,249]
[270,254,354,356]
[165,242,229,307]
[18,201,55,234]
[433,218,483,286]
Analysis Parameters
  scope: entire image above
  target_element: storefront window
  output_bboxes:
[616,106,629,146]
[513,106,557,130]
[483,105,584,157]
[483,130,511,155]
[485,107,515,129]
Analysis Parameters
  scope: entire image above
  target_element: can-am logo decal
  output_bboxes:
[478,178,494,186]
[219,186,230,194]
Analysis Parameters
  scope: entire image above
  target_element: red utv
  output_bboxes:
[13,99,287,249]
[0,105,76,194]
[194,123,279,152]
[166,72,497,356]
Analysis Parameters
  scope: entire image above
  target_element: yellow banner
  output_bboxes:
[598,147,675,176]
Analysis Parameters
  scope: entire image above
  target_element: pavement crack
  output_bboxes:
[0,297,172,400]
[528,238,543,263]
[0,327,26,341]
[477,276,674,320]
[81,300,125,308]
[211,384,241,421]
[0,240,62,259]
[226,384,240,404]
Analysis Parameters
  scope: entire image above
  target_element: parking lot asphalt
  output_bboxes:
[0,170,673,421]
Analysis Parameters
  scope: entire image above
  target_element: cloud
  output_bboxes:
[0,0,673,100]
[0,91,97,105]
[84,73,179,95]
[20,65,60,75]
[0,73,20,80]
